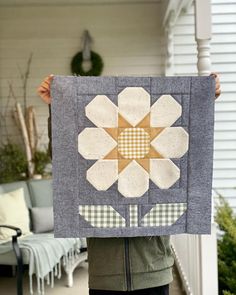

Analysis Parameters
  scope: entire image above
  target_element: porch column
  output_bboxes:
[194,2,218,295]
[195,0,212,75]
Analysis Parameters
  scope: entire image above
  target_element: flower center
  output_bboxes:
[118,128,150,159]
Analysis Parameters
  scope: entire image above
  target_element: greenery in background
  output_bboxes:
[215,194,236,295]
[32,149,51,175]
[0,142,28,183]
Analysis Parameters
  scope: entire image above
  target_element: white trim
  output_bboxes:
[161,0,193,29]
[171,244,192,295]
[171,223,218,295]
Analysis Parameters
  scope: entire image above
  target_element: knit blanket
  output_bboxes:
[51,76,215,237]
[20,233,82,294]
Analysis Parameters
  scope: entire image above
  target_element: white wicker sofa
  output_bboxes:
[0,178,87,295]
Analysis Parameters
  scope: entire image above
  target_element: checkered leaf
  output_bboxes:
[79,205,126,228]
[141,203,187,226]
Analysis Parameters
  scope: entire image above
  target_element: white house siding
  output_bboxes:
[173,0,236,210]
[0,0,163,149]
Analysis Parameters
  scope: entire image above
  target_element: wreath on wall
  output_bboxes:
[71,50,103,76]
[71,30,104,76]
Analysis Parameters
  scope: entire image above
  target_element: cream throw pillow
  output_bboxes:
[0,188,31,240]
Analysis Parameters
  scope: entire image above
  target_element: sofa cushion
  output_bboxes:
[27,179,53,207]
[30,207,54,233]
[0,181,32,208]
[0,188,32,240]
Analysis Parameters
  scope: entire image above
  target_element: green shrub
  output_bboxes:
[0,142,28,183]
[32,149,51,175]
[215,195,236,295]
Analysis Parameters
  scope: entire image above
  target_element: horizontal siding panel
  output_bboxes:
[213,169,236,178]
[214,150,236,159]
[174,43,236,54]
[213,179,236,187]
[213,159,236,169]
[214,121,236,130]
[214,140,236,150]
[178,14,236,25]
[0,65,163,79]
[212,188,236,198]
[215,111,236,120]
[215,101,236,111]
[214,131,236,141]
[174,23,236,35]
[212,4,236,14]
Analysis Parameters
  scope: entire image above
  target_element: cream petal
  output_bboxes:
[118,87,150,127]
[151,127,189,158]
[150,95,182,127]
[78,128,117,159]
[86,160,118,191]
[86,95,118,127]
[150,159,180,189]
[118,160,149,198]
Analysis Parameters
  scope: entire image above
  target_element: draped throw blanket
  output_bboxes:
[51,76,215,238]
[0,233,82,294]
[19,234,81,294]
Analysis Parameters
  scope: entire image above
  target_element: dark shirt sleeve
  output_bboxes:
[48,104,52,160]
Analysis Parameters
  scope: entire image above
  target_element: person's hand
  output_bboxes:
[210,72,221,99]
[36,74,54,104]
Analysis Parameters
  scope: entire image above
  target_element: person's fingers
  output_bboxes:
[210,72,221,99]
[210,72,219,78]
[215,88,221,99]
[37,88,51,104]
[36,74,54,104]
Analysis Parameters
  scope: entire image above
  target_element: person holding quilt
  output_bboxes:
[37,73,220,295]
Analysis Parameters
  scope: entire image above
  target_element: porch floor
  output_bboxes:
[0,262,185,295]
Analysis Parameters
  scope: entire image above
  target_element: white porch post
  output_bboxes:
[171,1,218,295]
[195,0,211,75]
[195,1,218,295]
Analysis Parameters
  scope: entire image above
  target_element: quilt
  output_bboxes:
[51,76,215,238]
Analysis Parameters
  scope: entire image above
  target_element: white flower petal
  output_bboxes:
[86,160,118,191]
[118,87,150,126]
[78,128,117,159]
[151,127,189,158]
[150,95,182,127]
[118,160,149,198]
[86,95,118,127]
[150,159,180,189]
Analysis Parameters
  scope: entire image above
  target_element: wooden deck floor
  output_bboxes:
[0,262,185,295]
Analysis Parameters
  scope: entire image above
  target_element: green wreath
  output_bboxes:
[71,51,104,76]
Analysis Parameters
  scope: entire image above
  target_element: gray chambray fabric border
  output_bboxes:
[51,75,215,238]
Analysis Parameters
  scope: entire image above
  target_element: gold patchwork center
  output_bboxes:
[118,128,150,159]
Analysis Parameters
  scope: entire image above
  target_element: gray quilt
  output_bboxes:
[51,76,215,238]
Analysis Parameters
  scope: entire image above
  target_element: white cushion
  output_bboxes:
[0,188,32,240]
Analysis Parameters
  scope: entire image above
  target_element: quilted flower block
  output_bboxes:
[51,76,215,237]
[78,87,189,228]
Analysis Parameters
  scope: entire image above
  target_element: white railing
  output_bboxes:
[171,223,218,295]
